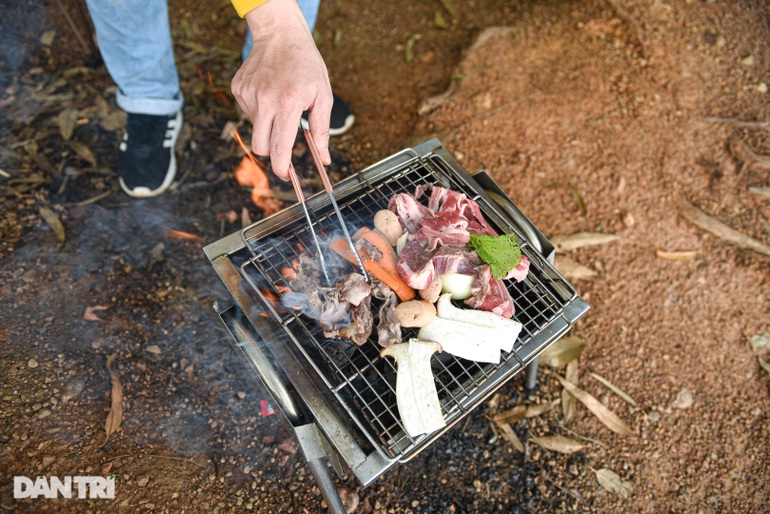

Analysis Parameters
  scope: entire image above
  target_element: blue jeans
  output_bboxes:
[85,0,321,116]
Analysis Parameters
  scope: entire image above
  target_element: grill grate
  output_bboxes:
[240,152,575,459]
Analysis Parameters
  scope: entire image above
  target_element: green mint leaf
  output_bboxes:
[468,233,522,280]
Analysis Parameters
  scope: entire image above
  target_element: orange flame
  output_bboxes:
[207,70,231,107]
[167,229,204,242]
[232,131,282,216]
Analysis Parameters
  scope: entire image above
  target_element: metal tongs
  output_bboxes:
[286,126,369,285]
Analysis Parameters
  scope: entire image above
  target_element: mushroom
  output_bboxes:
[380,339,446,437]
[417,317,503,364]
[373,210,404,246]
[418,275,442,304]
[435,293,522,352]
[395,300,436,328]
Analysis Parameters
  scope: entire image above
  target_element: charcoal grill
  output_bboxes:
[205,139,589,512]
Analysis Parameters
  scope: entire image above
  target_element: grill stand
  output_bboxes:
[214,302,348,514]
[205,140,589,512]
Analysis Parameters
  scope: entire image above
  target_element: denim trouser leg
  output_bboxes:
[242,0,321,61]
[85,0,183,116]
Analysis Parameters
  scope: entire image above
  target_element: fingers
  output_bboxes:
[267,104,304,182]
[307,93,333,165]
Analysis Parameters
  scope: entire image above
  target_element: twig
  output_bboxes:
[54,0,94,57]
[678,198,770,257]
[543,473,592,507]
[703,116,770,132]
[72,190,110,207]
[557,422,608,450]
[102,453,208,469]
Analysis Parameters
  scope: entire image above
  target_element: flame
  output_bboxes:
[167,229,204,242]
[232,131,282,216]
[207,70,231,107]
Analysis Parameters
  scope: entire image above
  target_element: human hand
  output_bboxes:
[231,0,333,181]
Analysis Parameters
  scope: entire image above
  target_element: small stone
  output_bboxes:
[740,54,754,66]
[28,359,39,368]
[136,476,150,487]
[237,391,246,400]
[715,35,726,48]
[647,410,661,422]
[622,212,635,227]
[757,83,768,94]
[146,345,161,355]
[750,332,770,351]
[674,388,694,409]
[243,465,251,474]
[38,409,51,419]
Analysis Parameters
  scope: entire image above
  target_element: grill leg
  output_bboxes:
[307,458,347,514]
[523,357,539,397]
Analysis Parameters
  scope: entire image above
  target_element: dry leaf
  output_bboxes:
[728,137,770,172]
[567,185,587,216]
[563,360,579,422]
[437,0,457,18]
[69,140,97,167]
[556,375,635,436]
[491,401,554,425]
[58,108,79,141]
[40,30,56,46]
[678,198,770,258]
[38,206,66,244]
[551,232,619,253]
[83,305,108,321]
[529,435,585,454]
[758,357,770,377]
[540,336,586,368]
[405,34,422,63]
[496,423,524,453]
[492,405,527,424]
[593,468,632,497]
[104,354,123,443]
[434,10,448,29]
[555,255,597,280]
[99,110,126,132]
[418,77,461,115]
[655,249,697,260]
[749,187,770,199]
[589,372,637,406]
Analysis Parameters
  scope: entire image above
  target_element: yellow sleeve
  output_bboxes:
[231,0,270,18]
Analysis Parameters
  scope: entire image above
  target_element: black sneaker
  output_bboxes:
[301,92,354,136]
[118,110,182,198]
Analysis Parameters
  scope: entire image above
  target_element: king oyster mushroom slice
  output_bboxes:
[380,338,446,438]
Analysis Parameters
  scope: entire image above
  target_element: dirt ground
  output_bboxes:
[1,0,769,512]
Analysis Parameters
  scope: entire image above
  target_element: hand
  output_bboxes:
[231,0,333,181]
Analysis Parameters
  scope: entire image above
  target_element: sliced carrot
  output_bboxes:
[353,227,398,274]
[329,238,416,302]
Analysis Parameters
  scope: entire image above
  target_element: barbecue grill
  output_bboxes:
[205,139,589,512]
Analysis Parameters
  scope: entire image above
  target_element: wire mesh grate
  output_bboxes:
[241,152,576,459]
